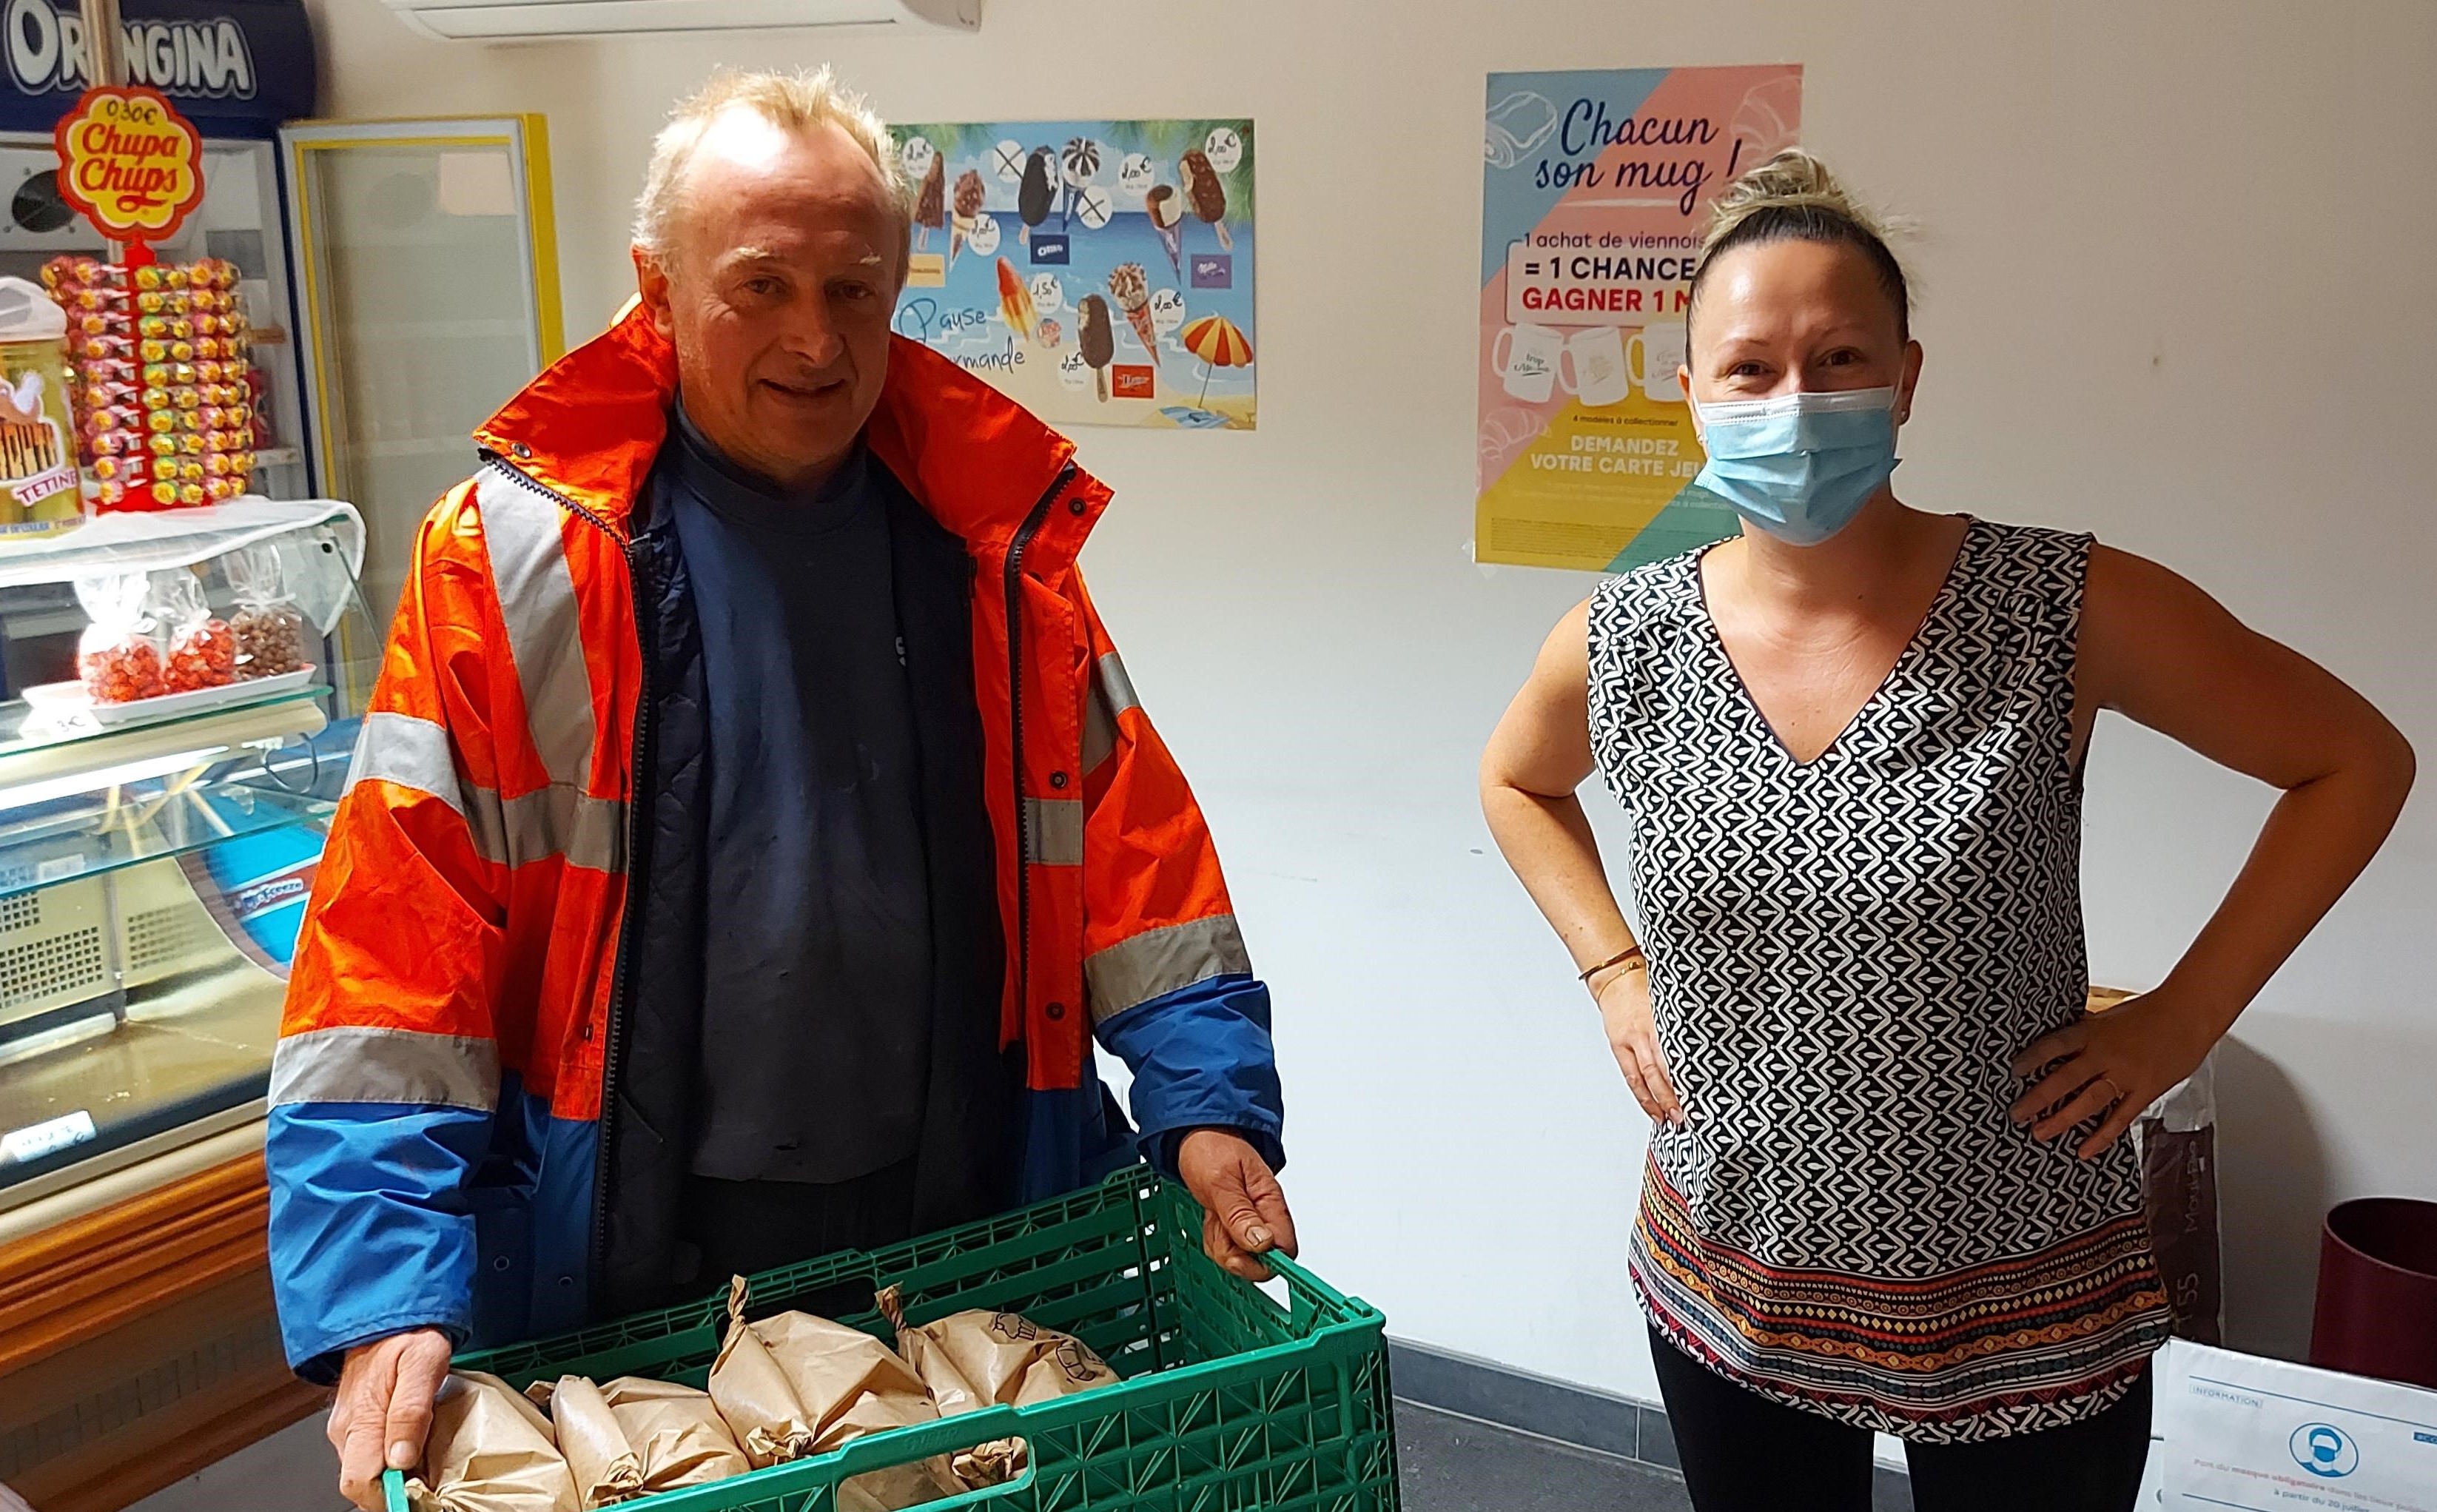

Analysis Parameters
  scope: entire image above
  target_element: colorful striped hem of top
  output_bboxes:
[1629,1158,2174,1442]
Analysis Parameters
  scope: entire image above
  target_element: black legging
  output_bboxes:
[1648,1324,2154,1511]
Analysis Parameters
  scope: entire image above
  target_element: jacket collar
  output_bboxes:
[474,306,1111,574]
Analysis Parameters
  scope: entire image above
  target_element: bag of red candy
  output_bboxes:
[74,573,163,704]
[152,569,236,693]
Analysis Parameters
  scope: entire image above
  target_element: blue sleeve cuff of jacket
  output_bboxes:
[292,1312,473,1388]
[1096,973,1285,1181]
[1150,1123,1288,1183]
[267,1102,486,1380]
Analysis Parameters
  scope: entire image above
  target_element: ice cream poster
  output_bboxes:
[890,119,1256,431]
[1477,67,1800,571]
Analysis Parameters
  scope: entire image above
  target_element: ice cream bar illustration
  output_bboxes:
[1018,147,1055,246]
[1145,184,1185,276]
[1060,137,1100,226]
[997,257,1041,346]
[913,152,945,251]
[1077,295,1115,403]
[1107,263,1158,370]
[1180,149,1232,252]
[950,169,984,269]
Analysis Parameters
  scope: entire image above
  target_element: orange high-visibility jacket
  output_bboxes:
[265,309,1283,1379]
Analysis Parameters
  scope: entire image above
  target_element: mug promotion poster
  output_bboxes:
[890,119,1256,431]
[1477,65,1801,571]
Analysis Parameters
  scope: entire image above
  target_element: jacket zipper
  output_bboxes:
[476,450,642,1284]
[1005,463,1075,1012]
[483,449,1073,1286]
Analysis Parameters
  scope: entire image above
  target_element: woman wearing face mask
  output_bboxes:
[1480,152,2413,1511]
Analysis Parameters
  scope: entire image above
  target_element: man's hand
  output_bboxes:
[329,1328,452,1511]
[1176,1129,1297,1283]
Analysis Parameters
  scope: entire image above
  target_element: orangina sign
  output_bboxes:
[53,84,204,258]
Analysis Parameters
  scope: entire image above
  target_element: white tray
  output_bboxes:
[24,664,319,730]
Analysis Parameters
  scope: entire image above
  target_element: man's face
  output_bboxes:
[635,110,903,491]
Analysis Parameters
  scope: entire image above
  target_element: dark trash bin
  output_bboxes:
[2311,1197,2437,1390]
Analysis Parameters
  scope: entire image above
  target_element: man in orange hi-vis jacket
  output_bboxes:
[269,70,1291,1509]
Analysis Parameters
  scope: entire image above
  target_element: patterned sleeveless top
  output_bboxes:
[1587,519,2171,1442]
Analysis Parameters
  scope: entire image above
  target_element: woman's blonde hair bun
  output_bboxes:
[1690,149,1912,335]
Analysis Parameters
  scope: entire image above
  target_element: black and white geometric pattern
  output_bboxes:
[1587,520,2171,1438]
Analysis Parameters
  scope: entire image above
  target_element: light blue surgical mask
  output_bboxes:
[1691,386,1901,546]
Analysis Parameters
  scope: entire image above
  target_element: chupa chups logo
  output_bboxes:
[53,84,204,245]
[4,0,258,100]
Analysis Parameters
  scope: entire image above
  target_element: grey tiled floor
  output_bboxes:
[1397,1401,1693,1511]
[1396,1401,1916,1512]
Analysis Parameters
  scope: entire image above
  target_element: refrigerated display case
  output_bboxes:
[0,500,373,1508]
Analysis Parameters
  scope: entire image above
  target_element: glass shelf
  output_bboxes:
[0,778,337,902]
[0,683,330,769]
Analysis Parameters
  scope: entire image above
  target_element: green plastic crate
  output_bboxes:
[382,1167,1399,1512]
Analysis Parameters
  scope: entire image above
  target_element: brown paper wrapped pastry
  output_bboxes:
[878,1286,1021,1486]
[529,1375,751,1502]
[709,1277,964,1509]
[602,1378,753,1490]
[877,1288,1121,1488]
[524,1378,643,1509]
[405,1371,582,1512]
[707,1277,819,1469]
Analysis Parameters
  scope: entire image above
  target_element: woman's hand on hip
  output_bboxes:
[2010,989,2215,1158]
[1596,964,1683,1126]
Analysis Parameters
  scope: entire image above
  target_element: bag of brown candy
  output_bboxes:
[226,541,306,679]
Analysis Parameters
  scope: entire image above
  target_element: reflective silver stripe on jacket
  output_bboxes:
[345,710,466,814]
[1086,912,1251,1024]
[468,466,627,873]
[1023,796,1084,867]
[269,1025,500,1112]
[344,709,623,873]
[477,466,597,786]
[1082,651,1140,774]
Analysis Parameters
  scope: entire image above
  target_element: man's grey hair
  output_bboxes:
[633,67,910,277]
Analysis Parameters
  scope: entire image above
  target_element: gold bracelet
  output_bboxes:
[1579,943,1647,984]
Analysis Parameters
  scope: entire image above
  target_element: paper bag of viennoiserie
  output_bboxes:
[527,1375,752,1502]
[875,1286,1121,1487]
[601,1377,753,1489]
[405,1371,582,1512]
[524,1378,644,1508]
[708,1277,964,1510]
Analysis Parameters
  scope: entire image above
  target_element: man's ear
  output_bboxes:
[631,244,677,339]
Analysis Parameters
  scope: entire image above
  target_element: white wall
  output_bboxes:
[306,0,2437,1404]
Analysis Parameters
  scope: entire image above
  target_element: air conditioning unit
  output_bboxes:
[385,0,979,42]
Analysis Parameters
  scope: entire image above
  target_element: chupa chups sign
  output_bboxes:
[52,84,204,263]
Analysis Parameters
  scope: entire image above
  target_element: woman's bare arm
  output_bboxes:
[1482,601,1682,1123]
[2015,545,2416,1153]
[1480,601,1630,970]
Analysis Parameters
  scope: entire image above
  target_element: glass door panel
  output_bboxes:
[280,118,562,624]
